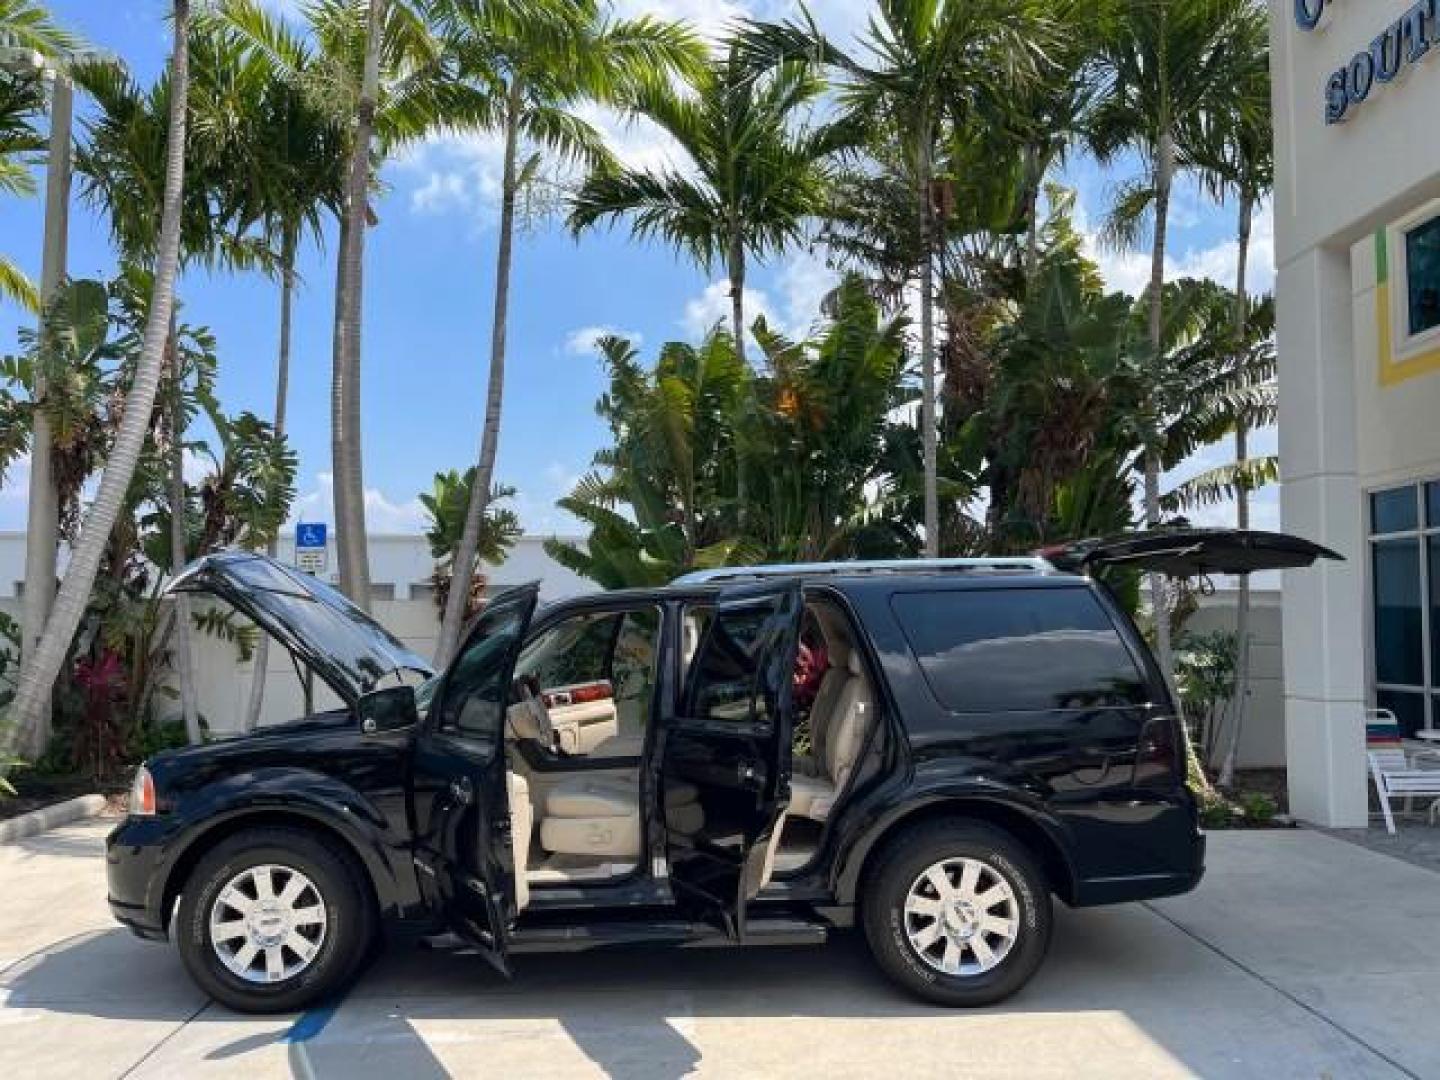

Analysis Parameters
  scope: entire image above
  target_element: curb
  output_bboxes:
[0,794,108,844]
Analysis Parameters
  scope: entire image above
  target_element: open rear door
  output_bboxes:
[1042,528,1343,577]
[660,580,802,940]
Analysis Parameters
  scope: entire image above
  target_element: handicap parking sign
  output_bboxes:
[295,522,328,574]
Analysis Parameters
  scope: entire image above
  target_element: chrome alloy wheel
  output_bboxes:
[903,857,1020,977]
[209,864,328,984]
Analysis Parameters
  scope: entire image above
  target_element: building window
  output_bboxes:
[1406,215,1440,338]
[1369,482,1440,736]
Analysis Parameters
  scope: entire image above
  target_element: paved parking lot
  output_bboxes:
[2,820,1437,1079]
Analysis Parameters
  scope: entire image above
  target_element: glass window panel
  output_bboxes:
[891,588,1148,713]
[1373,539,1424,685]
[1427,482,1440,529]
[1377,690,1425,739]
[682,599,787,722]
[1371,487,1418,534]
[1405,215,1440,337]
[1430,537,1440,689]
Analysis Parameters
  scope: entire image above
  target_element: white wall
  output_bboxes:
[0,532,597,735]
[1187,590,1286,769]
[1270,0,1440,825]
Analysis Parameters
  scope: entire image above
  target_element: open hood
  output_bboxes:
[167,551,433,706]
[1040,528,1344,578]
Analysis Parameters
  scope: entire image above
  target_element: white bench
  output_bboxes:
[1366,710,1440,834]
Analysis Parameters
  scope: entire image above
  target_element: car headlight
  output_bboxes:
[129,765,156,816]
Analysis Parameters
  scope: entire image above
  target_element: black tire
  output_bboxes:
[861,819,1052,1007]
[174,827,376,1014]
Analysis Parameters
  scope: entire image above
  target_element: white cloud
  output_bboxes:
[288,471,430,534]
[564,324,643,356]
[682,279,779,343]
[1076,190,1277,298]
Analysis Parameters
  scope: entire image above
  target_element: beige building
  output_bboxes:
[1272,0,1440,824]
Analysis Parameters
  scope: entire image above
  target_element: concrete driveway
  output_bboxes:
[2,822,1436,1079]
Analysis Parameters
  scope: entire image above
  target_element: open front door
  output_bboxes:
[410,584,539,974]
[660,581,802,940]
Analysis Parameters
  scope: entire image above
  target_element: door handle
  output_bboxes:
[738,763,759,786]
[449,777,474,806]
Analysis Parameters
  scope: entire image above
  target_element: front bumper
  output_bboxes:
[106,816,175,940]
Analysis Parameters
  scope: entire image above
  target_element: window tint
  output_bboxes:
[516,611,619,690]
[1371,486,1418,534]
[1374,538,1423,686]
[682,599,786,722]
[1405,214,1440,337]
[514,607,661,716]
[435,595,530,738]
[892,588,1148,713]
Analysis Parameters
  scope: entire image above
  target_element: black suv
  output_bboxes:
[106,530,1335,1014]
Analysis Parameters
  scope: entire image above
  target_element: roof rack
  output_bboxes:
[672,556,1055,586]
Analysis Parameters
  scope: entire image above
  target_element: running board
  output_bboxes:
[508,915,830,954]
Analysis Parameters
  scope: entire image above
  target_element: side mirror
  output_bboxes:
[356,684,419,735]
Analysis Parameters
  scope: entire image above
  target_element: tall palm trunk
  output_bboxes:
[918,133,939,558]
[435,82,521,667]
[1022,143,1042,284]
[728,225,746,364]
[1218,190,1254,789]
[166,318,201,744]
[331,0,382,611]
[243,229,297,732]
[1145,128,1175,686]
[17,73,73,760]
[3,0,191,758]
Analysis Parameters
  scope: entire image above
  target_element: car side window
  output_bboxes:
[891,587,1148,713]
[681,600,780,722]
[512,607,662,738]
[435,599,530,738]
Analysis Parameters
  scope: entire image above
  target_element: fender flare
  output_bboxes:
[153,768,412,927]
[832,784,1081,906]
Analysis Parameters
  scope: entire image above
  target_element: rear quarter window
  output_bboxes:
[890,587,1148,713]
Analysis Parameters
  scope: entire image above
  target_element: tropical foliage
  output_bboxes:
[0,0,1279,799]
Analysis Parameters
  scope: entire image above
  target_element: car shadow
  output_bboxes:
[1,904,1392,1079]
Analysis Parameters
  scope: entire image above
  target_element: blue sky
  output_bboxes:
[0,0,1279,540]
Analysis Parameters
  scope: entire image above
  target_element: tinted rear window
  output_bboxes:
[891,587,1148,713]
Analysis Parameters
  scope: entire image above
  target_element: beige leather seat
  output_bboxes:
[539,774,703,859]
[507,770,534,911]
[790,649,871,822]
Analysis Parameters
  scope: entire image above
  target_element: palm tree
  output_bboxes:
[1087,0,1265,687]
[219,0,483,612]
[740,0,1054,557]
[204,0,349,729]
[0,0,77,310]
[569,45,838,363]
[331,0,385,610]
[427,0,701,666]
[1185,12,1271,787]
[4,0,191,762]
[73,31,273,746]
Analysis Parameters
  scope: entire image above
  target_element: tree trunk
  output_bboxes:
[435,83,521,667]
[1022,143,1041,285]
[166,312,201,744]
[17,74,73,760]
[918,135,940,558]
[331,0,382,611]
[728,226,746,364]
[1145,129,1175,686]
[243,230,296,732]
[3,0,191,761]
[1218,190,1255,789]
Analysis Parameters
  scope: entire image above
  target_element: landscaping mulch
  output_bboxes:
[0,774,127,822]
